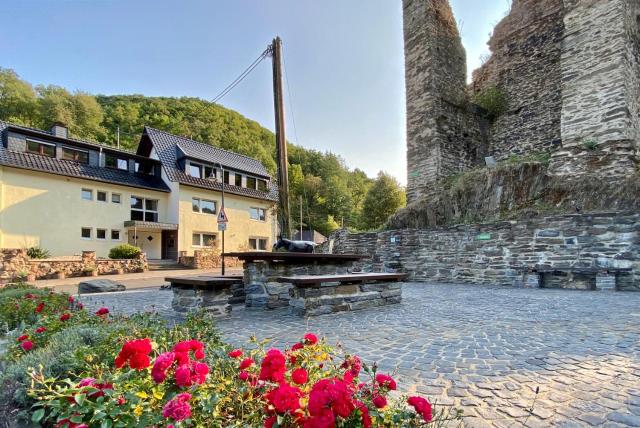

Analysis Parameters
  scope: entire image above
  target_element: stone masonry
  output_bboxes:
[323,211,640,291]
[404,0,640,203]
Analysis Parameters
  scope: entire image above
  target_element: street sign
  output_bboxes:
[217,223,227,231]
[217,207,228,223]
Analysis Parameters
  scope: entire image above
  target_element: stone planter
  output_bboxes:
[55,272,65,280]
[116,268,125,275]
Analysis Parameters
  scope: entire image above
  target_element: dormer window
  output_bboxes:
[246,176,257,189]
[62,147,89,163]
[189,163,202,178]
[258,179,268,191]
[105,154,128,170]
[26,140,55,157]
[205,166,215,179]
[235,174,242,187]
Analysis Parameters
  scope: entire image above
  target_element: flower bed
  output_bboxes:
[0,284,463,427]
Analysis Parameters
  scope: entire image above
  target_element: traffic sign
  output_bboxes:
[217,207,228,223]
[217,223,227,231]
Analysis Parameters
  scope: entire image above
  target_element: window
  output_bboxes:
[250,207,266,221]
[204,166,215,180]
[111,230,121,240]
[96,229,107,240]
[224,170,230,184]
[97,191,107,202]
[192,198,217,215]
[235,173,242,187]
[112,193,121,204]
[26,140,55,157]
[62,147,89,163]
[131,196,158,222]
[81,227,91,239]
[81,189,93,201]
[192,232,216,247]
[189,163,202,178]
[105,154,128,170]
[135,161,155,176]
[249,238,268,251]
[258,179,268,192]
[246,176,257,189]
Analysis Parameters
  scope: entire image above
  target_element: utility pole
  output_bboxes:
[270,36,291,239]
[300,195,303,239]
[116,126,120,149]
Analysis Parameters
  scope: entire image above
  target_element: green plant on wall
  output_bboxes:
[473,86,508,120]
[582,139,598,151]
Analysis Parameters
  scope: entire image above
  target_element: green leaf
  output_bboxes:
[31,408,45,423]
[74,393,86,406]
[100,419,113,428]
[70,415,84,423]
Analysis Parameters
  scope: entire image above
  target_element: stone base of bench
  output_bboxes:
[171,287,231,316]
[289,282,402,316]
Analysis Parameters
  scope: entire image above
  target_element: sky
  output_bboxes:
[0,0,510,184]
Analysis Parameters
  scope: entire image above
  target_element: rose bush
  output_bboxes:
[28,333,462,427]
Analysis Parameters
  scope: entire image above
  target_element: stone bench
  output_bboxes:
[278,272,406,317]
[516,266,633,291]
[166,275,243,316]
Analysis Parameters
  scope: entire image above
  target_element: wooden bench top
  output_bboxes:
[224,252,364,263]
[166,275,243,287]
[519,266,632,274]
[278,272,407,286]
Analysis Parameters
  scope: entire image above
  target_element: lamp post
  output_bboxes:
[211,164,225,276]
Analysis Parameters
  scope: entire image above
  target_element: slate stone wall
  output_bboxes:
[323,212,640,291]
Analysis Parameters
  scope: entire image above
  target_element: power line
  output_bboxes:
[212,48,270,104]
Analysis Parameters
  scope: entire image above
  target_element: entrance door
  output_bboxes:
[161,230,178,260]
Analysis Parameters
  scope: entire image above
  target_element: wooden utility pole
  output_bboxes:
[271,36,291,239]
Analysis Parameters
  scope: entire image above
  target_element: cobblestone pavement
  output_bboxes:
[80,283,640,427]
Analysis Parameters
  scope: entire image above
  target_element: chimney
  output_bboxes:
[50,123,68,139]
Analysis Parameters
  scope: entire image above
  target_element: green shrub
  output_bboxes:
[108,243,142,259]
[473,86,508,119]
[0,288,70,331]
[25,246,50,259]
[583,139,598,151]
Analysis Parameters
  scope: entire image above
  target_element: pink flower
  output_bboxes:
[228,349,243,358]
[239,358,254,370]
[174,365,192,387]
[291,368,308,385]
[239,371,250,381]
[162,393,192,421]
[68,296,75,304]
[152,352,176,383]
[21,340,34,351]
[303,333,318,345]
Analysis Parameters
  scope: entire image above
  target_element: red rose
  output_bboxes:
[291,368,308,385]
[192,361,209,384]
[265,382,303,413]
[68,296,75,303]
[95,307,109,316]
[239,358,254,370]
[17,334,29,342]
[35,327,46,333]
[60,313,71,321]
[372,394,387,408]
[117,396,126,405]
[175,365,192,387]
[114,338,152,370]
[303,333,318,345]
[375,374,396,391]
[264,416,277,428]
[77,302,84,310]
[239,371,250,381]
[20,340,34,351]
[152,352,176,383]
[228,349,243,359]
[308,378,355,419]
[162,393,191,421]
[35,302,45,313]
[259,349,287,383]
[356,400,372,428]
[291,342,304,351]
[408,396,433,422]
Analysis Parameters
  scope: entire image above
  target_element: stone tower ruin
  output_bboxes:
[403,0,640,204]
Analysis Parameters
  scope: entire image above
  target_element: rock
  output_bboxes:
[78,279,126,294]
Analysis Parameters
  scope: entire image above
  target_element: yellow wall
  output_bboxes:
[0,167,169,258]
[177,184,276,255]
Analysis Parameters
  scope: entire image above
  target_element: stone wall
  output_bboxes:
[324,212,640,291]
[178,250,241,269]
[403,0,640,203]
[403,0,487,202]
[0,249,148,283]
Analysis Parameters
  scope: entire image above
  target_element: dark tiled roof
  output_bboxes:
[0,146,170,193]
[144,127,277,202]
[0,120,140,157]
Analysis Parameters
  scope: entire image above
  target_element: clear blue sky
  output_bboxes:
[0,0,509,184]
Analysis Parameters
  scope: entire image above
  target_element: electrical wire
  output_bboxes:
[212,48,270,104]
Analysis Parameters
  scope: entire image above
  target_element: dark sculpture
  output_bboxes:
[273,238,315,253]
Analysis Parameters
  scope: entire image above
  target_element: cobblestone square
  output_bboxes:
[80,283,640,427]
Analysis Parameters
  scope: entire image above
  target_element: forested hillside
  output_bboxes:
[0,67,405,235]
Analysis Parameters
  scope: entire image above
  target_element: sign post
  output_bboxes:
[216,165,229,275]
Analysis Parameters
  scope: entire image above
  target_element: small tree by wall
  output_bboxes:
[360,172,406,230]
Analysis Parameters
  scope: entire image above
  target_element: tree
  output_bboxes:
[0,68,39,126]
[360,172,406,230]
